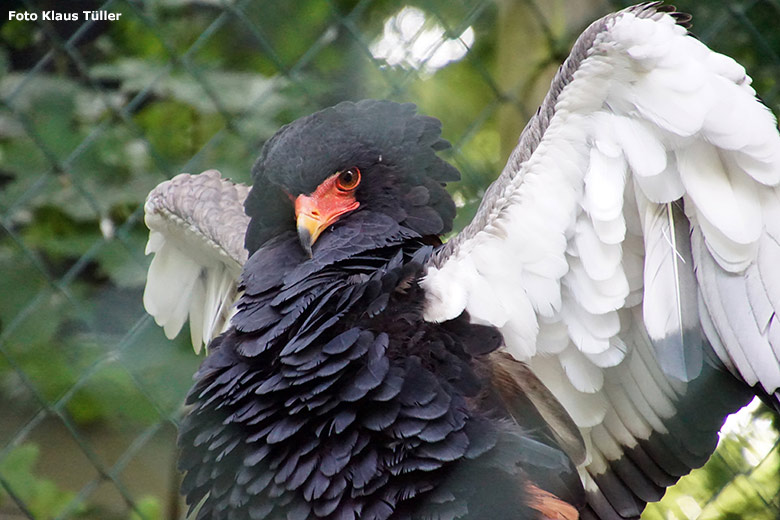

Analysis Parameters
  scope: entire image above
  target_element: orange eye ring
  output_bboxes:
[336,167,361,192]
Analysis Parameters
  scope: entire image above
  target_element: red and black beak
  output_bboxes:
[294,169,361,256]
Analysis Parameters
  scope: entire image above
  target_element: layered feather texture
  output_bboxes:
[143,170,249,352]
[423,3,779,519]
[179,216,584,519]
[175,99,585,519]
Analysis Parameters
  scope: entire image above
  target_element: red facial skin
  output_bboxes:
[294,168,361,255]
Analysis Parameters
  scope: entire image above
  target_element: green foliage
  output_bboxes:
[129,495,163,520]
[0,443,83,519]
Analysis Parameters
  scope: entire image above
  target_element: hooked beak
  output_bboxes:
[294,190,359,257]
[295,209,321,257]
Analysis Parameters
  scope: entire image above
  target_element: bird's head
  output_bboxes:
[243,100,460,256]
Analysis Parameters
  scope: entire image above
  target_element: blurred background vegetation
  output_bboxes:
[0,0,778,518]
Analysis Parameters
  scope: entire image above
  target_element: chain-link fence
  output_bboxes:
[0,0,779,518]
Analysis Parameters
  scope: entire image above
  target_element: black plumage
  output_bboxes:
[179,100,584,519]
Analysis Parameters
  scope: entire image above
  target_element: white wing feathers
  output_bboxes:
[143,170,249,353]
[422,4,780,516]
[423,5,780,390]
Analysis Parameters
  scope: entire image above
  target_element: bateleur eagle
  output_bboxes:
[142,3,780,520]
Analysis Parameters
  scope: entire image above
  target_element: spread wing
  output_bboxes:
[421,3,780,519]
[143,170,249,353]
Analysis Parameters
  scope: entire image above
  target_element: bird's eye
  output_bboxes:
[336,167,361,191]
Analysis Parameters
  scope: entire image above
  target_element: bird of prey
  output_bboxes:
[142,3,780,519]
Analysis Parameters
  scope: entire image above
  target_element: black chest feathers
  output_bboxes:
[178,239,582,520]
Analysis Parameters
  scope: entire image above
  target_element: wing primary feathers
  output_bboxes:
[640,197,703,382]
[421,3,780,517]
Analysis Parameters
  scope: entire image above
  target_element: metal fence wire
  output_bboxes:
[0,0,779,518]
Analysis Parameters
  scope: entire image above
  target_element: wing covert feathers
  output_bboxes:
[423,3,780,518]
[143,170,249,352]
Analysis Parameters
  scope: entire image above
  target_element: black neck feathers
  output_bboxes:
[179,213,580,519]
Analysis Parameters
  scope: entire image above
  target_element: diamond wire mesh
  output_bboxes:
[0,0,778,518]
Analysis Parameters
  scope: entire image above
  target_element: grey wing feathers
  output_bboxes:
[143,170,249,352]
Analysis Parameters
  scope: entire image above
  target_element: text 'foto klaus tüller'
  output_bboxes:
[7,11,123,22]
